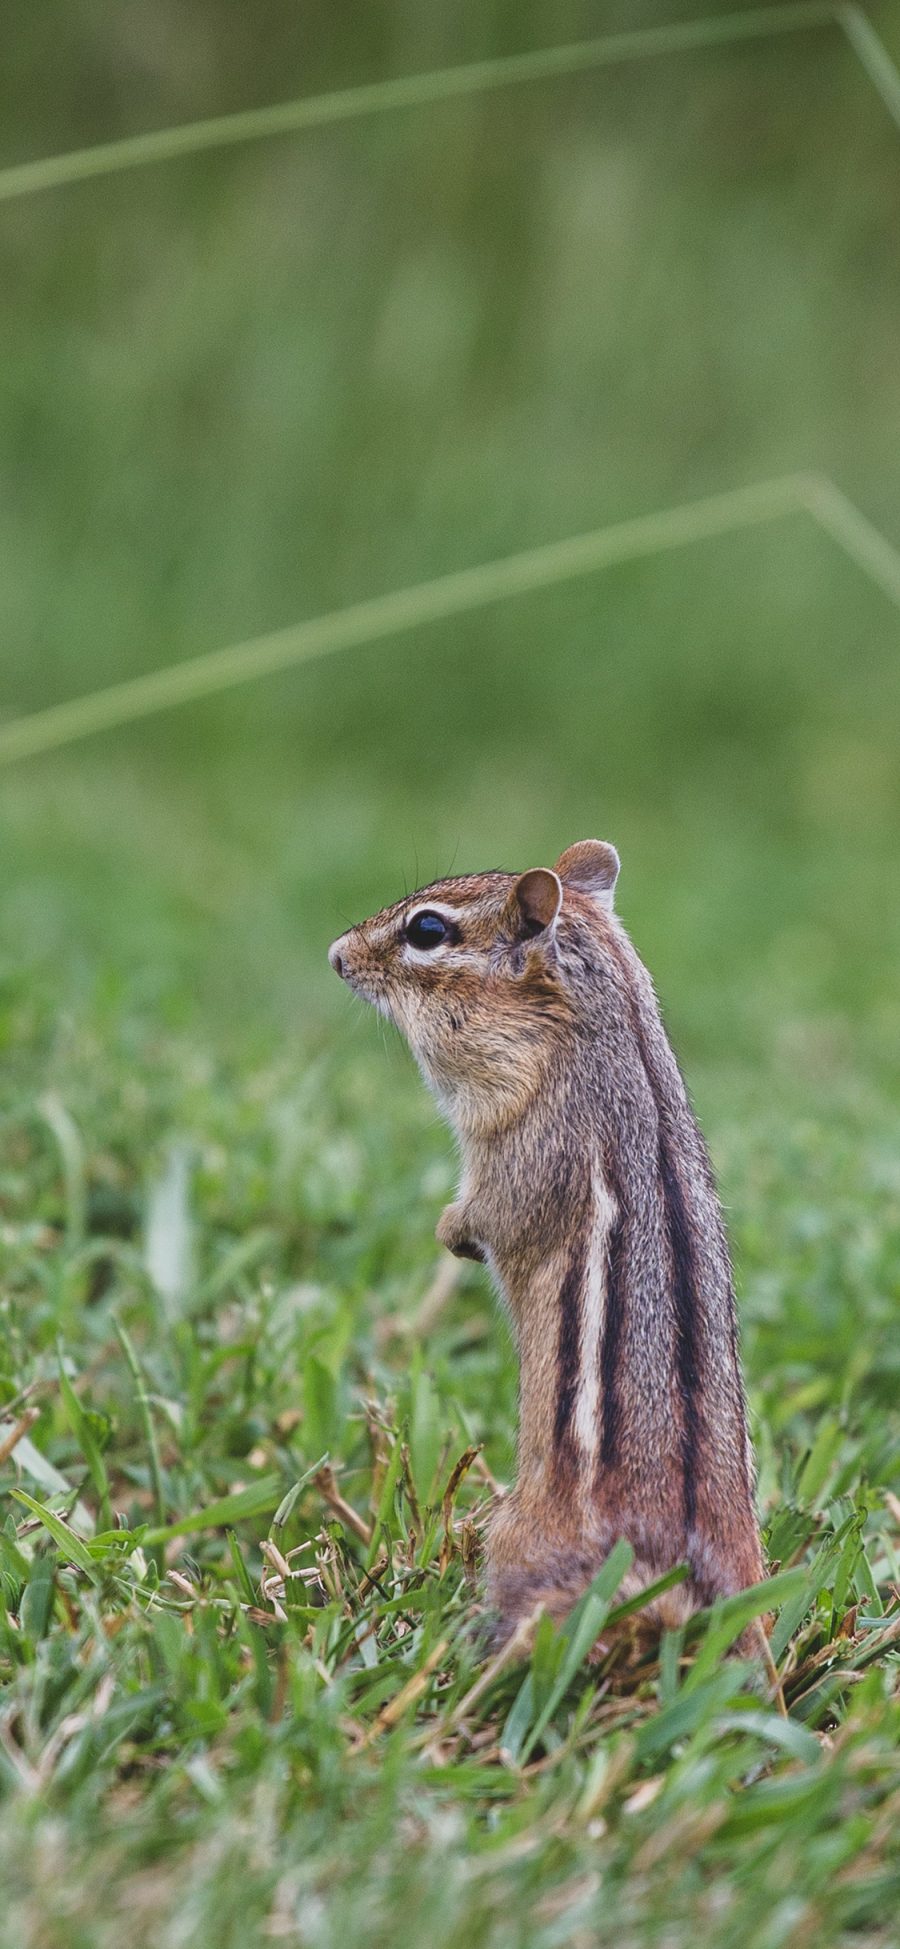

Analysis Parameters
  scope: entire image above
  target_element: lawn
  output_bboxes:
[1,5,900,1945]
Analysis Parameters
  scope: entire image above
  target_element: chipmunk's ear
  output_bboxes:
[554,840,620,912]
[508,868,563,940]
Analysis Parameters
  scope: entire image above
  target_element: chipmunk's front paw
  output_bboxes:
[436,1203,485,1263]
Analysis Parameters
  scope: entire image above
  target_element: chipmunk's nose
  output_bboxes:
[328,935,348,978]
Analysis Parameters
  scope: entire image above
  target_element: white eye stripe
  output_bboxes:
[402,942,482,966]
[405,902,465,925]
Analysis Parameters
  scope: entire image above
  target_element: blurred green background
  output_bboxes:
[2,0,899,1092]
[1,14,900,1932]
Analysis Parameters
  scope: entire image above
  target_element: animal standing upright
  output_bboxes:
[329,841,766,1644]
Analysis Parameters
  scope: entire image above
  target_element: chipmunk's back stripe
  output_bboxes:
[598,1153,627,1469]
[553,1230,588,1472]
[657,1131,702,1531]
[598,931,707,1525]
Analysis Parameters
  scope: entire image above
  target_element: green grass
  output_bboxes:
[2,4,900,1942]
[0,998,899,1947]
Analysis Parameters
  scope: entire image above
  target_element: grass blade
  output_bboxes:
[142,1475,283,1545]
[57,1347,112,1530]
[12,1490,101,1583]
[113,1314,167,1534]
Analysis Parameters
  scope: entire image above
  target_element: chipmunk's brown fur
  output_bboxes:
[329,842,766,1645]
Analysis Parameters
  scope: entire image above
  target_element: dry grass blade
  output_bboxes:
[431,1604,546,1740]
[410,1255,463,1334]
[356,1553,391,1600]
[359,1639,449,1745]
[440,1446,480,1573]
[883,1489,900,1530]
[0,1409,41,1464]
[377,1254,462,1345]
[753,1621,788,1718]
[313,1465,373,1545]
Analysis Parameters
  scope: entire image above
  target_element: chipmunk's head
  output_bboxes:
[328,841,621,1133]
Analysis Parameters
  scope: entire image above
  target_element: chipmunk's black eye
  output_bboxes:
[405,910,450,950]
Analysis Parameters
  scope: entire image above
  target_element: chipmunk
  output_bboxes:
[329,841,766,1645]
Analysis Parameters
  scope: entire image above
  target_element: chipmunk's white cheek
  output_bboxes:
[400,944,454,974]
[394,1001,451,1075]
[380,982,418,1039]
[368,988,397,1022]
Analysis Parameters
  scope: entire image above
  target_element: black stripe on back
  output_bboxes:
[601,933,705,1526]
[598,1155,626,1470]
[657,1129,702,1531]
[589,930,728,1528]
[553,1230,587,1470]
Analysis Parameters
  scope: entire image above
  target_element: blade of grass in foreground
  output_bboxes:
[11,1490,101,1584]
[683,1565,809,1685]
[142,1476,285,1545]
[503,1540,634,1764]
